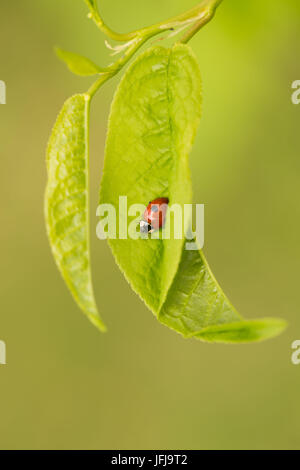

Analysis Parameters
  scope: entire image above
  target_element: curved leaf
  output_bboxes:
[45,94,106,332]
[100,44,201,313]
[100,44,286,342]
[159,247,241,335]
[55,47,103,76]
[193,318,287,343]
[159,247,287,341]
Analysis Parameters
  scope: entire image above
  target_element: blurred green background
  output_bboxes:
[0,0,300,450]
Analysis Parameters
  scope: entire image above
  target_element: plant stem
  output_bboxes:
[87,36,147,98]
[85,0,224,99]
[180,1,222,44]
[85,0,224,43]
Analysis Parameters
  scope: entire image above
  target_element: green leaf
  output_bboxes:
[159,247,287,342]
[55,47,103,76]
[45,94,106,332]
[159,247,241,335]
[193,318,288,343]
[100,44,201,313]
[100,44,286,343]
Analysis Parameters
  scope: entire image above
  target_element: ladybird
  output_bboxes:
[139,197,169,233]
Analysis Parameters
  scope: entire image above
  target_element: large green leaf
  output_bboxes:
[100,44,201,313]
[100,44,286,343]
[45,94,106,332]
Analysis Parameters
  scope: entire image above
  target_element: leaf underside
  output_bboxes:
[45,94,106,332]
[100,44,286,343]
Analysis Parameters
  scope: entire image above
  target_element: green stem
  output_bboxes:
[87,73,111,99]
[85,0,130,42]
[85,0,224,43]
[86,0,224,99]
[87,36,147,98]
[180,0,222,44]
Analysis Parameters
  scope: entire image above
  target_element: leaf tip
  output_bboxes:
[193,317,288,344]
[54,45,63,59]
[87,313,108,333]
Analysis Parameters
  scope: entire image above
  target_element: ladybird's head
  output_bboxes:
[140,220,152,233]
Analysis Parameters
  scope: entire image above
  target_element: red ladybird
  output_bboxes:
[140,197,169,233]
